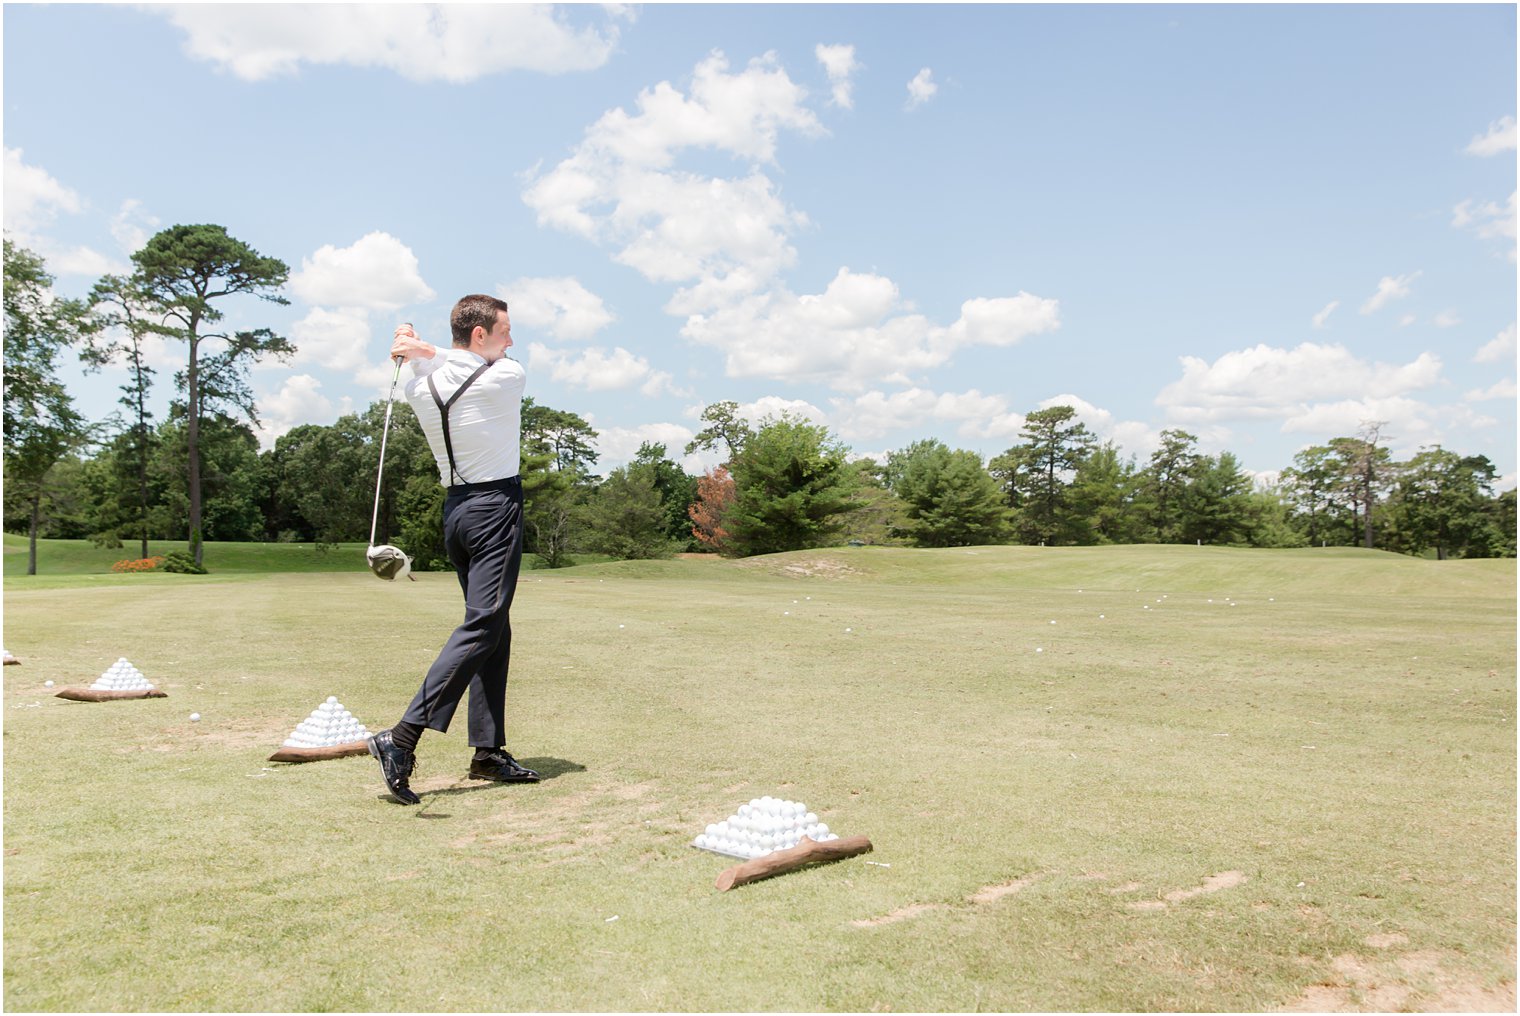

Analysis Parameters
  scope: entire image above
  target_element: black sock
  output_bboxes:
[391,721,423,753]
[473,746,499,761]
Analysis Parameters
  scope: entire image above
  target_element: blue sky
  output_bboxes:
[5,3,1515,487]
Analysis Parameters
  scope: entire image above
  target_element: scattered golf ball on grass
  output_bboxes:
[189,713,200,722]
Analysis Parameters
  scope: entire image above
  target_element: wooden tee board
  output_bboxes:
[54,687,166,702]
[714,834,873,891]
[268,741,371,763]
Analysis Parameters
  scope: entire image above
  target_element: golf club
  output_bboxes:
[366,323,413,581]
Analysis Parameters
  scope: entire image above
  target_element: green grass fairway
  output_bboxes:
[0,533,602,588]
[3,546,1514,1011]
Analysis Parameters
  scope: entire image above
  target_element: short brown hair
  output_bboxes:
[450,294,510,347]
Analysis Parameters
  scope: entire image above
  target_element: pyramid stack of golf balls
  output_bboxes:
[281,697,370,749]
[89,658,155,692]
[692,797,838,860]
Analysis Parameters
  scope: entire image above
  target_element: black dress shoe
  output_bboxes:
[368,729,421,805]
[468,750,541,783]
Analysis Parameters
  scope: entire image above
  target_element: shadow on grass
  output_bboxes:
[518,757,586,781]
[371,757,588,815]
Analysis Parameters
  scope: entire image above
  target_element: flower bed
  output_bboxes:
[111,556,166,573]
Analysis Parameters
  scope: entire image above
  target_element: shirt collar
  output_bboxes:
[448,348,488,367]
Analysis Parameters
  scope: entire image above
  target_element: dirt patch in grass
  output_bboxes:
[852,903,943,928]
[1276,947,1516,1012]
[967,875,1038,904]
[737,555,866,580]
[853,873,1043,927]
[444,779,658,860]
[1129,870,1247,911]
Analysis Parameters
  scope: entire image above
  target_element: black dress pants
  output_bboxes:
[401,477,523,748]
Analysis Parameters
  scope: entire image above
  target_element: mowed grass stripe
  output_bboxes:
[3,546,1513,1011]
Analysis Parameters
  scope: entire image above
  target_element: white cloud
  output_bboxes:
[1359,271,1421,314]
[1465,115,1517,156]
[592,420,704,472]
[109,199,160,256]
[288,306,375,374]
[613,170,808,286]
[504,276,614,341]
[1399,314,1417,328]
[527,341,681,396]
[1432,309,1462,329]
[939,293,1061,351]
[523,50,822,296]
[1475,322,1516,363]
[815,43,860,109]
[522,49,1057,393]
[255,373,347,447]
[46,246,123,277]
[682,269,1060,389]
[1110,420,1166,461]
[3,147,81,234]
[1157,342,1443,425]
[1453,191,1518,261]
[737,395,828,427]
[1311,300,1339,329]
[1035,394,1165,458]
[831,387,1007,441]
[1276,397,1496,456]
[283,234,433,385]
[153,4,630,83]
[1464,377,1517,402]
[289,232,434,310]
[905,68,937,110]
[2,147,121,275]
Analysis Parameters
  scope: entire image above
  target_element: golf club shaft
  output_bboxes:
[368,327,410,548]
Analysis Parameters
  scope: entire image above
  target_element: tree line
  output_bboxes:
[5,230,1515,573]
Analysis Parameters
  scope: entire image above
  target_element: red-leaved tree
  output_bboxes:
[688,466,736,553]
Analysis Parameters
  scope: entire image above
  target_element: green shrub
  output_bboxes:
[161,550,207,574]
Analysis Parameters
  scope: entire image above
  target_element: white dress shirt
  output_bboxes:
[404,347,526,486]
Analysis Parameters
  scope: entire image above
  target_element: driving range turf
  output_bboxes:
[3,543,1514,1011]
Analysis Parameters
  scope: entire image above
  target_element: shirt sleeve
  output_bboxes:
[409,347,445,378]
[491,356,527,396]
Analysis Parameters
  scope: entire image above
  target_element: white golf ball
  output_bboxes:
[189,713,200,722]
[44,680,54,687]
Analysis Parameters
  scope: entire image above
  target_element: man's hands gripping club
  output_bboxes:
[391,323,435,364]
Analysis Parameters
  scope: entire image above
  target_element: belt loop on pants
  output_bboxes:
[446,475,522,497]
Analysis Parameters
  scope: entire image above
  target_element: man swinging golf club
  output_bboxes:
[367,294,540,805]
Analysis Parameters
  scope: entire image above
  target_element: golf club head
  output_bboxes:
[366,544,412,582]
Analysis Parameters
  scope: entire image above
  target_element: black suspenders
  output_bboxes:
[428,362,494,486]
